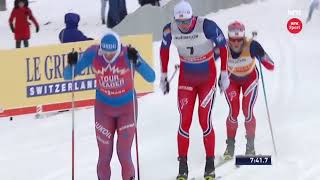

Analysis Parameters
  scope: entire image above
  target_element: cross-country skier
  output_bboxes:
[159,1,229,179]
[63,31,155,180]
[222,21,274,160]
[307,0,319,23]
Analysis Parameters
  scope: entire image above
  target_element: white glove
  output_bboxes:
[219,71,230,92]
[160,73,170,95]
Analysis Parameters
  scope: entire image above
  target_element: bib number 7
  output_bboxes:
[187,46,194,55]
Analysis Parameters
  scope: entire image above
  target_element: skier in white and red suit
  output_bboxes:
[159,1,230,179]
[222,21,274,160]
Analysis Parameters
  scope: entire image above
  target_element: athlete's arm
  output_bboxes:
[135,55,156,83]
[203,19,228,71]
[64,46,97,80]
[250,40,274,70]
[160,23,172,75]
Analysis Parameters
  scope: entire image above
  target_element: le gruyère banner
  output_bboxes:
[0,34,154,117]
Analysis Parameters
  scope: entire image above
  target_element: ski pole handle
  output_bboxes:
[252,31,258,39]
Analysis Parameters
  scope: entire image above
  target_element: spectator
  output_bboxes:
[307,0,319,23]
[107,0,127,28]
[100,0,107,24]
[9,0,39,48]
[59,13,93,43]
[139,0,160,6]
[119,0,128,21]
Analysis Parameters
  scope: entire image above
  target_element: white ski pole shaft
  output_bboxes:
[130,62,140,180]
[71,65,75,180]
[251,30,277,155]
[258,61,277,156]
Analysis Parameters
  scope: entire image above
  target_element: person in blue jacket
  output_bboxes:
[59,13,93,43]
[64,31,155,180]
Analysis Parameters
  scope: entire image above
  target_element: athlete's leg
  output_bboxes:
[197,81,216,157]
[224,80,241,139]
[242,70,259,139]
[116,101,137,180]
[177,83,197,158]
[95,101,116,180]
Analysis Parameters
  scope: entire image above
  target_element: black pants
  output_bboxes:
[107,0,127,28]
[16,40,29,48]
[139,0,160,6]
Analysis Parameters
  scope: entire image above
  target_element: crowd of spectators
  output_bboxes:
[7,0,163,48]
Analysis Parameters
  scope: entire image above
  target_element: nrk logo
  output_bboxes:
[288,9,302,16]
[287,18,303,34]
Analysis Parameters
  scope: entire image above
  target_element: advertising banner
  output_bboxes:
[0,34,154,117]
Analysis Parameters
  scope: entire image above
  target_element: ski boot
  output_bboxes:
[204,157,215,180]
[245,136,256,156]
[176,157,188,180]
[102,18,106,25]
[223,138,235,160]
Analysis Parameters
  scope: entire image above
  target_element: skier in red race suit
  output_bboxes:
[222,21,274,160]
[64,31,155,180]
[9,0,39,48]
[159,1,229,179]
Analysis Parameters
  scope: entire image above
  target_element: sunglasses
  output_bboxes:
[175,18,192,26]
[229,38,244,43]
[99,48,117,56]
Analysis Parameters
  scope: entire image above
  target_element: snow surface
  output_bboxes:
[1,0,320,179]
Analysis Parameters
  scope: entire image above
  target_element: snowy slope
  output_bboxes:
[1,0,320,180]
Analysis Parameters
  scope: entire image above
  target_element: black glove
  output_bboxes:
[218,74,222,91]
[67,51,78,66]
[10,23,14,33]
[127,45,139,65]
[160,76,170,95]
[36,26,39,33]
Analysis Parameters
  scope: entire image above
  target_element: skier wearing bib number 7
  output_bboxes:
[221,21,274,160]
[159,1,229,179]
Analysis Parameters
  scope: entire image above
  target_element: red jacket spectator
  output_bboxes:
[9,0,39,41]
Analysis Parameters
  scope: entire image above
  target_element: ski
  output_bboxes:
[35,111,65,119]
[188,176,222,180]
[184,156,233,180]
[215,155,234,169]
[211,155,240,180]
[43,21,52,26]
